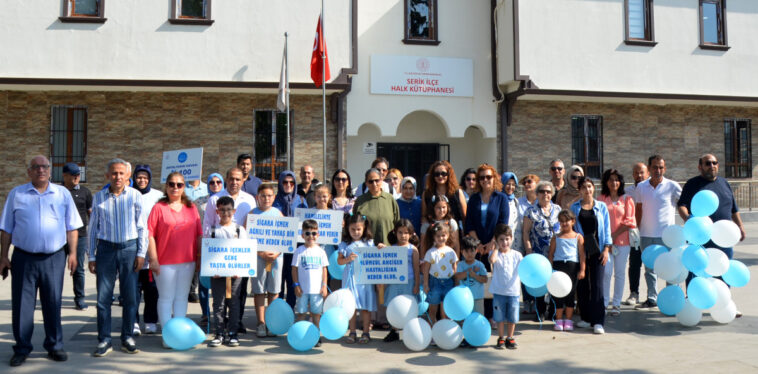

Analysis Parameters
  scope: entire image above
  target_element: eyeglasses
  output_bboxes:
[209,180,222,185]
[167,182,185,188]
[334,177,348,183]
[434,172,448,178]
[478,175,494,181]
[367,179,382,185]
[30,164,51,170]
[537,189,552,194]
[282,180,295,186]
[524,179,534,184]
[550,166,564,172]
[303,231,318,237]
[570,175,582,180]
[704,160,719,166]
[465,177,476,182]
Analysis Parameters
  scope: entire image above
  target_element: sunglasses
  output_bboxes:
[209,180,222,185]
[334,177,348,183]
[367,179,382,185]
[465,177,476,182]
[434,172,448,178]
[478,175,494,181]
[389,176,399,180]
[704,161,718,166]
[537,189,552,194]
[282,180,295,186]
[551,166,564,171]
[303,231,318,237]
[570,175,582,180]
[167,182,185,188]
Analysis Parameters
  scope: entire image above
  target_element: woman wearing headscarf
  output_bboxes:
[273,171,308,307]
[396,176,422,236]
[555,165,585,211]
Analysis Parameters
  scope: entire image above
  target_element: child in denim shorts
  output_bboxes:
[489,224,523,350]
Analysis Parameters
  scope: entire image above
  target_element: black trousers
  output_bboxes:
[577,254,606,326]
[628,246,642,295]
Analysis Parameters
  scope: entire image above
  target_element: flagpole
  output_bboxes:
[285,32,291,172]
[321,0,327,183]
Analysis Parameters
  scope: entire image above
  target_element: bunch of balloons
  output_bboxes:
[517,253,572,299]
[649,190,750,326]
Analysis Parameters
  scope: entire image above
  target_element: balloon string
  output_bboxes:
[550,295,557,326]
[533,294,542,329]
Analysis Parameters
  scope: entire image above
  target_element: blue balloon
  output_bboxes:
[681,245,708,273]
[320,307,349,340]
[287,321,320,352]
[162,317,205,350]
[328,251,345,280]
[518,254,552,288]
[691,190,719,217]
[641,245,668,269]
[443,285,474,321]
[658,285,685,316]
[686,276,717,310]
[265,298,295,335]
[418,289,429,316]
[683,217,713,246]
[526,284,548,297]
[722,260,750,288]
[462,312,490,347]
[199,276,211,290]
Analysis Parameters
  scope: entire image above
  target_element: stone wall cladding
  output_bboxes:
[506,100,758,182]
[0,90,338,203]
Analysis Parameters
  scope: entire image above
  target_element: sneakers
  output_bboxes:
[505,337,518,349]
[495,337,505,350]
[208,334,223,347]
[575,320,591,329]
[635,299,658,310]
[383,329,400,342]
[257,324,267,338]
[563,320,574,331]
[121,337,139,354]
[144,323,158,334]
[624,292,639,306]
[132,323,141,336]
[553,319,564,331]
[93,341,112,357]
[227,335,240,347]
[593,324,605,335]
[75,300,89,311]
[610,306,621,317]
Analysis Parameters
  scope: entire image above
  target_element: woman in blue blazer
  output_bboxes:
[464,164,510,269]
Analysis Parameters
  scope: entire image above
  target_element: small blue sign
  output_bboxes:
[178,152,188,162]
[248,269,256,276]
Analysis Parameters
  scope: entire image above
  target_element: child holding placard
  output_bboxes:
[489,224,523,350]
[206,196,248,348]
[338,214,380,344]
[383,219,420,342]
[313,185,341,292]
[251,184,284,338]
[422,222,458,324]
[292,219,329,347]
[547,210,585,332]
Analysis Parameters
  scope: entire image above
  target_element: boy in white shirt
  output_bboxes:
[291,219,329,346]
[489,224,523,350]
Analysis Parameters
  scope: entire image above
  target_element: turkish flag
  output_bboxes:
[310,15,330,87]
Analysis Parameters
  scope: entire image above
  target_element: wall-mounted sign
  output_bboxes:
[370,55,473,97]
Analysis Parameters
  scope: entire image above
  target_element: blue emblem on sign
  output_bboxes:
[399,275,406,282]
[332,238,338,243]
[178,152,188,163]
[288,246,294,252]
[248,269,256,276]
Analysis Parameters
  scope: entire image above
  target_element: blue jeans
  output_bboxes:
[96,240,138,344]
[640,237,664,302]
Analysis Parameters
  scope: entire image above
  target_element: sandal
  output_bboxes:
[346,332,357,344]
[358,333,370,344]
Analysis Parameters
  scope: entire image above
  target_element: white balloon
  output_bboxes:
[707,278,732,310]
[654,252,683,282]
[430,319,463,350]
[711,220,741,248]
[710,300,737,324]
[386,295,419,329]
[323,289,356,320]
[705,248,730,276]
[676,300,702,327]
[402,318,432,351]
[669,245,687,260]
[546,271,572,298]
[662,225,686,248]
[671,267,690,284]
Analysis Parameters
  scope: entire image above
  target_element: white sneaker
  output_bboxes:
[132,323,141,336]
[624,293,638,306]
[257,324,267,338]
[610,306,621,317]
[575,320,591,329]
[144,323,158,334]
[593,324,605,335]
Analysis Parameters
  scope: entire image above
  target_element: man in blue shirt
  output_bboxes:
[0,156,83,367]
[88,158,147,357]
[238,153,262,197]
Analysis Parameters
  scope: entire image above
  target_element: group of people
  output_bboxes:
[0,152,746,366]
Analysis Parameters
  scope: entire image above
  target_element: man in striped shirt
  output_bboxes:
[88,158,147,357]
